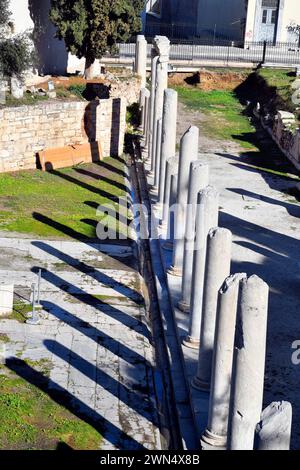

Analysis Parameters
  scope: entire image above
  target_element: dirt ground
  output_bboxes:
[176,100,242,154]
[168,69,249,92]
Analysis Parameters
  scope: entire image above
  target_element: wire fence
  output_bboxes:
[110,41,300,67]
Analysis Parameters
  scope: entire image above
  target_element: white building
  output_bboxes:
[245,0,300,44]
[9,0,69,75]
[145,0,300,44]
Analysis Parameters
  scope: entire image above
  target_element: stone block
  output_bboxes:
[0,284,14,316]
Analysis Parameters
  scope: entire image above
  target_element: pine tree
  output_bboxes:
[50,0,145,78]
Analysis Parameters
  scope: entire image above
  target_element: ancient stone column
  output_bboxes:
[143,89,150,138]
[151,37,170,174]
[168,126,199,277]
[192,228,232,389]
[157,89,178,206]
[135,35,147,88]
[0,284,14,316]
[148,52,159,159]
[183,186,219,349]
[227,275,269,450]
[255,401,292,451]
[163,173,178,251]
[154,119,163,189]
[201,274,247,449]
[139,88,147,130]
[178,161,209,312]
[160,156,178,228]
[11,76,24,99]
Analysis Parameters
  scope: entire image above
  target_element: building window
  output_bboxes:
[271,10,277,24]
[262,10,268,24]
[262,0,279,6]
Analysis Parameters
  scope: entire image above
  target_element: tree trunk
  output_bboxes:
[84,56,96,80]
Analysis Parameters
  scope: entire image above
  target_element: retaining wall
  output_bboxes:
[0,98,126,173]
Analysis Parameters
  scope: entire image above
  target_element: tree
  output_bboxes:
[287,22,300,47]
[0,0,12,36]
[0,0,34,88]
[50,0,145,79]
[0,34,34,79]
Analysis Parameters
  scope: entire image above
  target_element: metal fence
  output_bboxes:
[112,41,300,67]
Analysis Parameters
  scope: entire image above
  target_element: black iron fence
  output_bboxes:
[110,41,300,67]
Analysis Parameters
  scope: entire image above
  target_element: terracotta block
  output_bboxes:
[38,141,103,171]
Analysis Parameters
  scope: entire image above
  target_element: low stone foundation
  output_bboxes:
[256,108,300,170]
[0,97,126,173]
[272,111,300,168]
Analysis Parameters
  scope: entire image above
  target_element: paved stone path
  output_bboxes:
[0,236,161,450]
[171,101,300,449]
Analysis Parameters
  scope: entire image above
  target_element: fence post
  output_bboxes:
[227,45,230,67]
[262,41,267,65]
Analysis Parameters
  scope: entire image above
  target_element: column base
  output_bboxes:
[154,202,163,212]
[159,220,167,229]
[26,316,40,326]
[191,375,210,392]
[200,429,227,449]
[182,336,200,349]
[177,299,190,313]
[163,241,173,251]
[167,265,182,277]
[149,186,158,195]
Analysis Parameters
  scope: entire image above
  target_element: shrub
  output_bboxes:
[0,33,35,80]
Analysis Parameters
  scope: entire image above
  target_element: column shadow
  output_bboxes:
[227,187,300,218]
[31,241,141,301]
[44,340,157,425]
[42,301,150,364]
[6,357,145,450]
[31,267,145,330]
[32,213,135,266]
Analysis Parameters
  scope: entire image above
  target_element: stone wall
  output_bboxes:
[272,111,300,168]
[0,98,126,173]
[255,107,300,170]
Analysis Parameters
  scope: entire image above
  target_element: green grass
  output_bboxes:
[257,68,297,111]
[0,365,101,450]
[0,158,130,238]
[1,93,50,108]
[174,86,256,149]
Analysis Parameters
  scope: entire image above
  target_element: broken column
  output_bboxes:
[168,126,199,276]
[255,401,292,450]
[192,227,232,389]
[163,173,178,250]
[178,161,209,312]
[11,76,24,99]
[201,274,247,449]
[135,35,147,88]
[227,275,269,450]
[0,284,14,316]
[157,89,178,205]
[160,156,178,228]
[183,186,219,349]
[151,37,170,174]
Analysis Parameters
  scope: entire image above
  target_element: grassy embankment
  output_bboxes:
[0,157,129,238]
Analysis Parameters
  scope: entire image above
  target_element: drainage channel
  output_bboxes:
[125,138,198,450]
